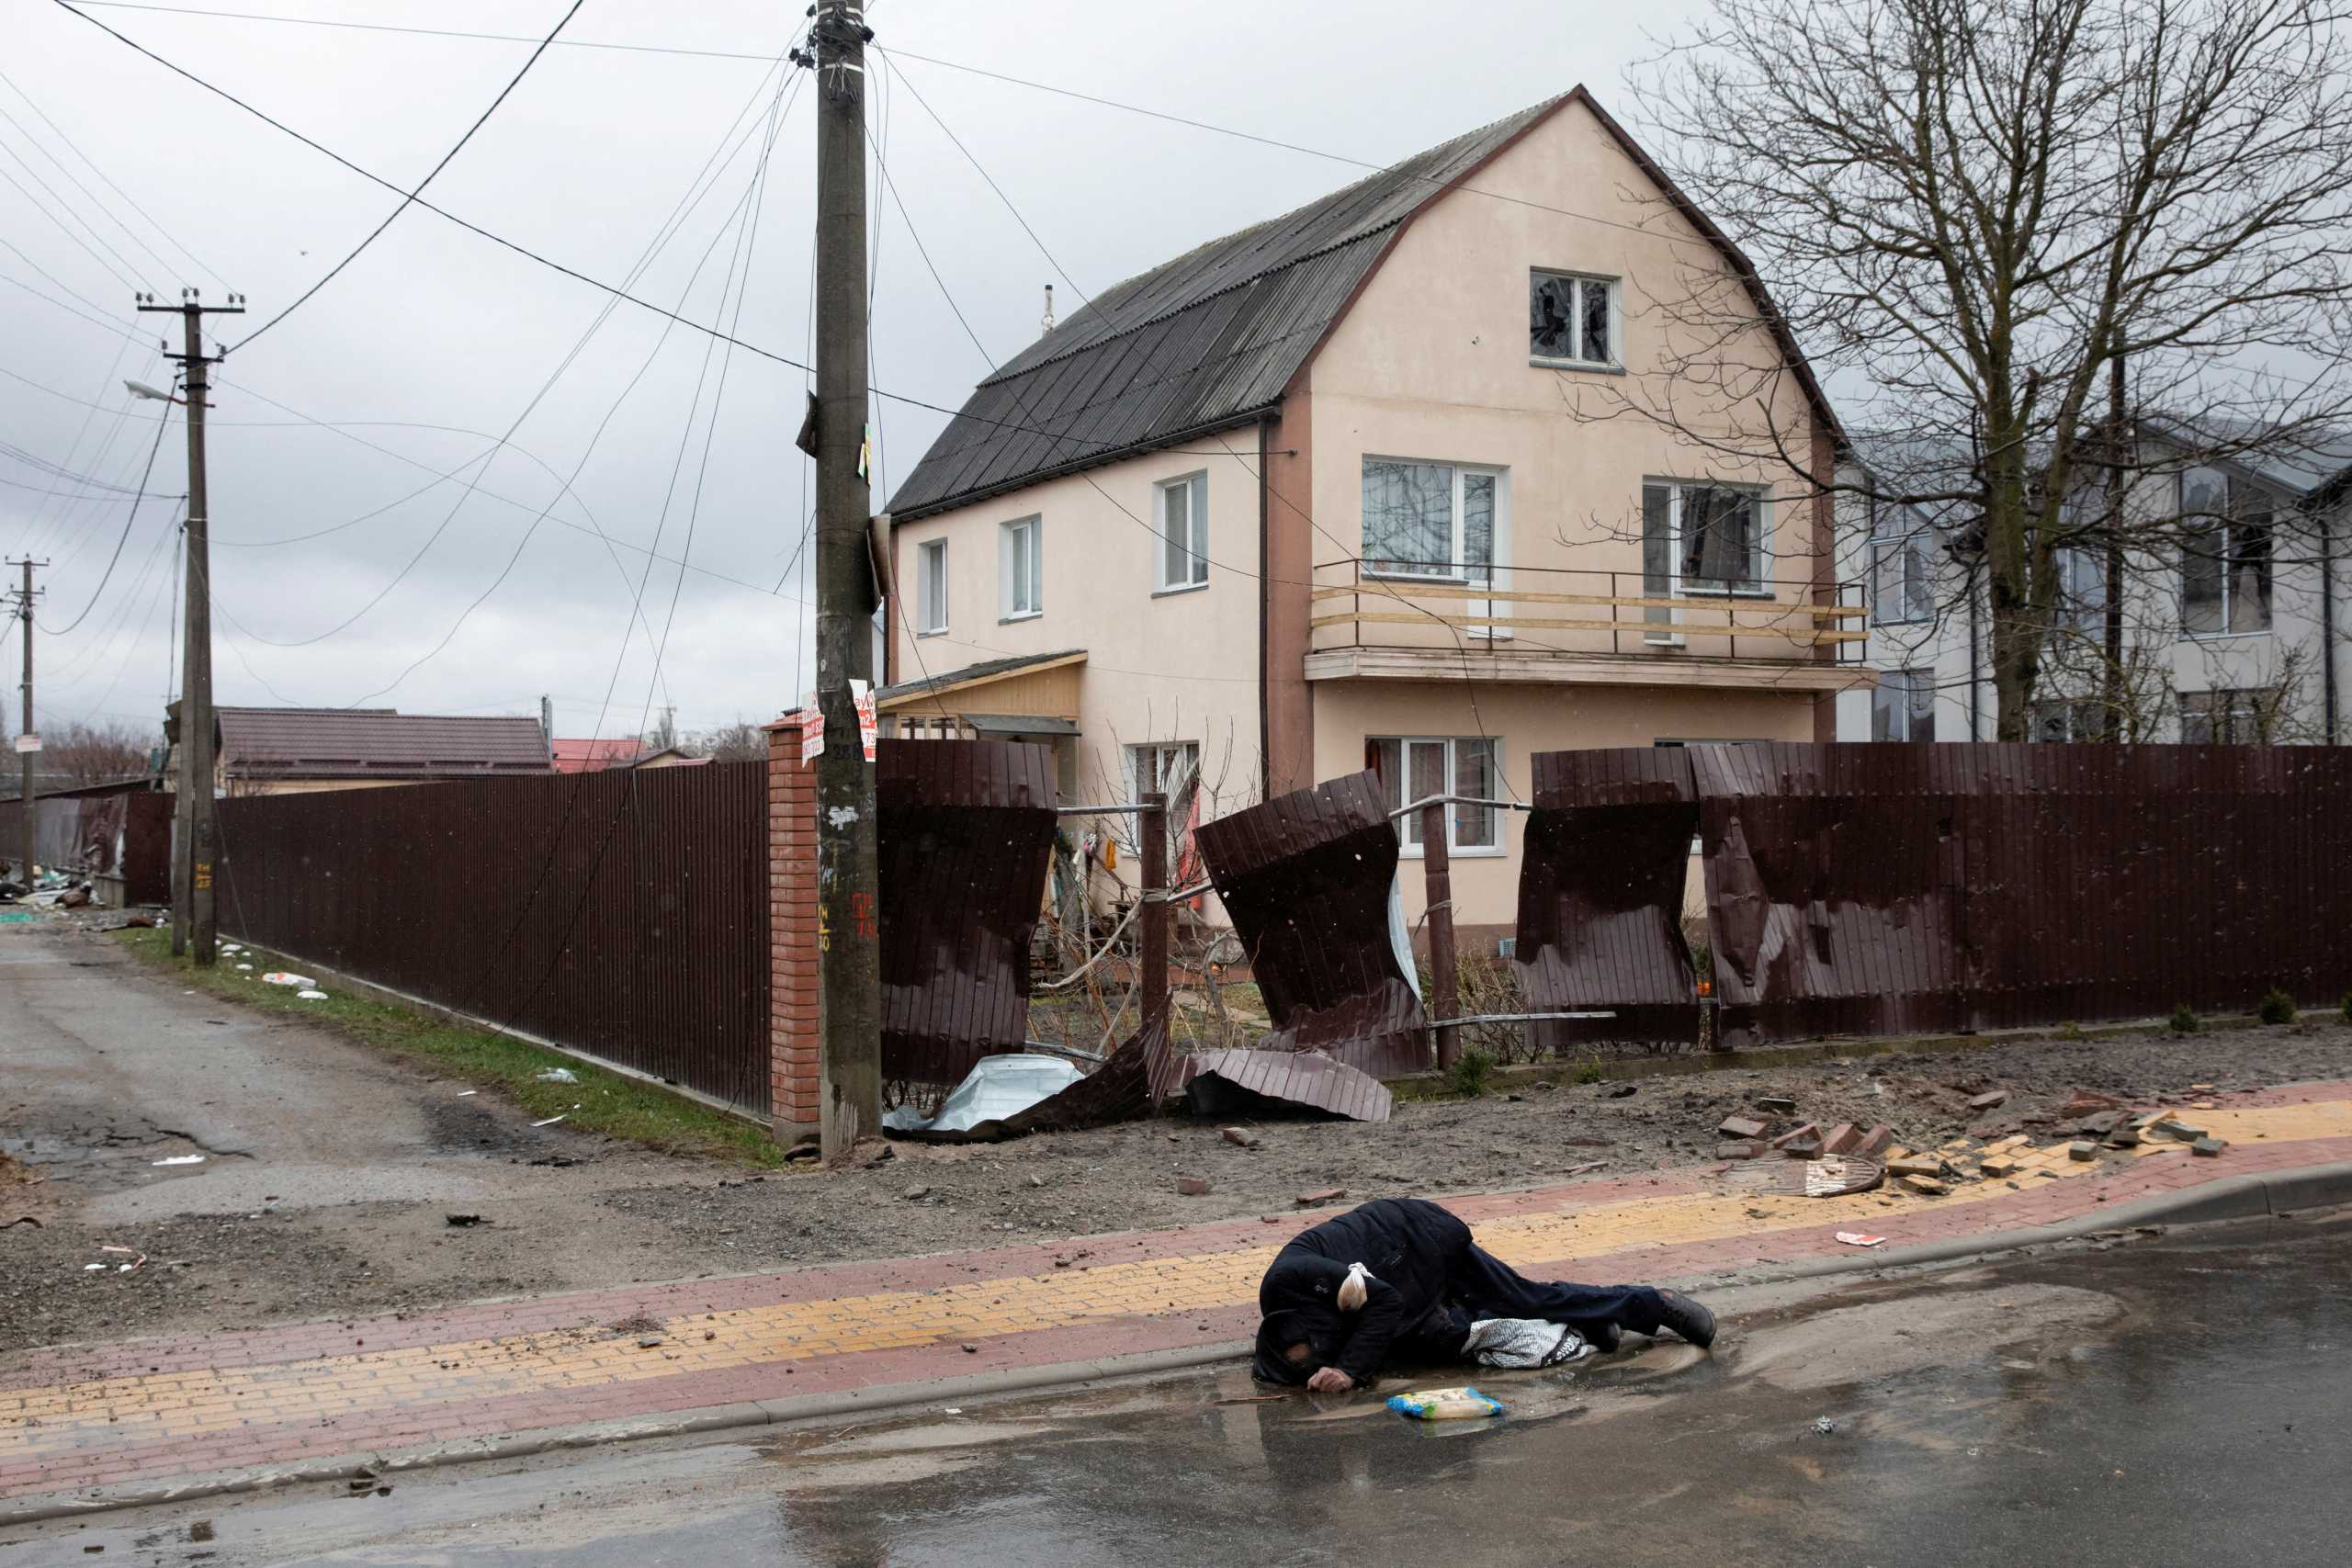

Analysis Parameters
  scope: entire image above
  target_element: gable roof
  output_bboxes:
[888,88,1841,522]
[215,707,551,780]
[551,737,647,773]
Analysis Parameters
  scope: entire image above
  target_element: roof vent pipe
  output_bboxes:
[1041,283,1055,334]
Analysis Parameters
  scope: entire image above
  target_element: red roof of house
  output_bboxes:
[215,708,551,780]
[550,738,648,773]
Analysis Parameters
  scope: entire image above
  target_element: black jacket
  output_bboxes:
[1253,1198,1473,1385]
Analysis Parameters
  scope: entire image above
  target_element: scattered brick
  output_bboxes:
[1821,1122,1861,1155]
[1899,1174,1950,1196]
[2068,1141,2098,1161]
[1887,1156,1942,1179]
[1295,1188,1345,1207]
[1968,1089,2011,1111]
[1718,1115,1768,1140]
[1756,1096,1798,1114]
[1769,1122,1821,1150]
[2192,1137,2227,1157]
[1980,1156,2020,1178]
[1857,1125,1894,1156]
[1780,1137,1824,1160]
[2059,1091,2122,1117]
[1176,1177,1212,1197]
[1716,1140,1766,1159]
[1219,1127,1259,1149]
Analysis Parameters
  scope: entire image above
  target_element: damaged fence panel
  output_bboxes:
[1515,748,1702,1051]
[1693,742,2352,1045]
[876,739,1059,1089]
[1194,771,1429,1077]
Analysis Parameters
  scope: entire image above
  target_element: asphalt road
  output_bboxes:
[10,1210,2348,1567]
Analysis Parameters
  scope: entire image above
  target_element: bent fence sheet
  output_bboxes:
[876,739,1058,1088]
[1194,771,1428,1077]
[216,763,770,1112]
[1521,742,2352,1048]
[1517,748,1702,1052]
[0,787,171,904]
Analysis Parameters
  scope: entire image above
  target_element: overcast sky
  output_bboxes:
[4,0,1702,743]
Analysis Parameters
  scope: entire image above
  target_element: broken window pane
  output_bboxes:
[1453,738,1498,848]
[1642,481,1673,634]
[1680,486,1759,590]
[1580,277,1610,364]
[1462,472,1495,583]
[1530,272,1577,358]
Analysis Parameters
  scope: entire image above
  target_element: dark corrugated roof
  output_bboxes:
[216,707,550,778]
[888,98,1565,520]
[889,89,1846,522]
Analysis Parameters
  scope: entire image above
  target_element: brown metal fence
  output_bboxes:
[1193,770,1430,1077]
[215,762,770,1112]
[876,738,1059,1089]
[1521,742,2352,1049]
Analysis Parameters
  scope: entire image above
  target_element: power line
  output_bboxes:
[62,1,777,62]
[41,410,171,633]
[0,63,224,288]
[237,0,585,348]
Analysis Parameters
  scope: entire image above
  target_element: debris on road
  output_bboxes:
[1386,1386,1504,1421]
[1899,1174,1950,1196]
[1968,1089,2012,1111]
[536,1067,579,1084]
[151,1155,205,1167]
[882,1053,1088,1136]
[259,973,316,987]
[1812,1416,1837,1436]
[901,1185,931,1201]
[529,1115,567,1128]
[2069,1141,2099,1161]
[2193,1137,2227,1156]
[444,1214,484,1228]
[296,990,328,1000]
[1835,1232,1886,1247]
[1295,1188,1346,1207]
[1176,1176,1212,1196]
[1718,1115,1768,1140]
[1183,1048,1393,1122]
[1756,1096,1797,1114]
[1220,1126,1260,1148]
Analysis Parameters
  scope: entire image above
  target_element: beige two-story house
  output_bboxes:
[883,89,1868,945]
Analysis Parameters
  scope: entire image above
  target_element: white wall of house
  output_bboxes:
[890,442,1268,823]
[1836,451,2347,744]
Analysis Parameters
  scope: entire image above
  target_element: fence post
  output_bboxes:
[1139,791,1168,1042]
[1420,799,1457,1072]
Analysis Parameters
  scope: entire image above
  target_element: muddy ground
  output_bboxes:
[6,913,2350,1352]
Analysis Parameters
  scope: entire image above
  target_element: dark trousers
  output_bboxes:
[1392,1246,1669,1362]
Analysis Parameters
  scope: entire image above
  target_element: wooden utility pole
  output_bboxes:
[6,558,43,888]
[801,3,881,1159]
[140,289,243,966]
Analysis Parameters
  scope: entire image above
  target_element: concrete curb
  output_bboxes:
[9,1161,2352,1529]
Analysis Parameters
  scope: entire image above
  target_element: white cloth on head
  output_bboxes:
[1460,1317,1592,1369]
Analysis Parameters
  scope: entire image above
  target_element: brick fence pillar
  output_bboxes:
[764,716,820,1144]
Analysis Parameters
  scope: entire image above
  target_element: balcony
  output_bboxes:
[1303,558,1871,692]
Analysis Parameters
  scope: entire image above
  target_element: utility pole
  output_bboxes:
[139,288,243,966]
[797,2,882,1160]
[6,558,43,889]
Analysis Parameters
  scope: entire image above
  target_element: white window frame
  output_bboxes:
[1870,493,1935,626]
[1645,478,1773,600]
[2030,698,2105,743]
[916,537,949,636]
[1153,472,1209,593]
[1124,741,1200,864]
[1871,667,1937,742]
[1359,457,1511,636]
[2178,468,2275,640]
[999,514,1041,621]
[1529,268,1620,370]
[2179,687,2267,745]
[1369,735,1504,858]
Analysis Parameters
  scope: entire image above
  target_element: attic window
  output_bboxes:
[1531,269,1616,367]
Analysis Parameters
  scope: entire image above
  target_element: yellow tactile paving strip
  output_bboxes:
[5,1096,2346,1462]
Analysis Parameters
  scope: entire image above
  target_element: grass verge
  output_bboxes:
[112,927,786,1168]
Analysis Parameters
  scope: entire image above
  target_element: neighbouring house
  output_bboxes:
[1837,432,2350,746]
[551,738,649,773]
[884,88,1866,946]
[165,706,554,796]
[628,747,714,769]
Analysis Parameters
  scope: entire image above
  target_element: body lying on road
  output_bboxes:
[1252,1197,1717,1391]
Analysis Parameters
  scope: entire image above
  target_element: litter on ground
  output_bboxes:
[297,989,327,999]
[1386,1386,1505,1421]
[151,1155,205,1167]
[531,1115,567,1128]
[259,972,315,987]
[1836,1232,1887,1247]
[536,1067,580,1084]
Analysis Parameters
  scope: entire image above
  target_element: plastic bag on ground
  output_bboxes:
[882,1053,1087,1134]
[1461,1318,1592,1370]
[1385,1386,1504,1421]
[260,972,315,987]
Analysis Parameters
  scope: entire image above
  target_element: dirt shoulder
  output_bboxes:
[7,908,2348,1353]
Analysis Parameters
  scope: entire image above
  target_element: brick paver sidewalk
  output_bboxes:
[6,1082,2349,1514]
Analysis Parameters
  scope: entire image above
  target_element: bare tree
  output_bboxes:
[43,719,154,786]
[689,721,768,762]
[1614,0,2352,737]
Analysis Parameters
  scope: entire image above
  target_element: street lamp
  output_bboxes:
[125,379,186,406]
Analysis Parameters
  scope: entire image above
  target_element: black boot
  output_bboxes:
[1655,1290,1717,1348]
